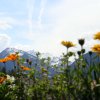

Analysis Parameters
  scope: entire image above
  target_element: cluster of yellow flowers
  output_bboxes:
[0,52,31,72]
[61,32,100,54]
[91,32,100,54]
[0,53,19,63]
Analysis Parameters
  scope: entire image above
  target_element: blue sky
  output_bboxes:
[0,0,100,56]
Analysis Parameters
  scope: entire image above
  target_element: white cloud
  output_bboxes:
[0,34,11,51]
[0,19,13,30]
[0,16,23,30]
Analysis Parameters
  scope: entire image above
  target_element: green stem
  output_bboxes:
[66,48,68,67]
[90,55,91,67]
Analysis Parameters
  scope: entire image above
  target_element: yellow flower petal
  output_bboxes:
[61,41,76,48]
[94,32,100,40]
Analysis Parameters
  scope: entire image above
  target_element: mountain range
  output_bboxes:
[0,48,37,73]
[71,52,100,68]
[0,48,59,75]
[0,48,100,76]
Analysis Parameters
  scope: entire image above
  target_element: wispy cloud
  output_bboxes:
[23,0,100,56]
[0,0,99,56]
[27,0,35,36]
[38,0,46,29]
[0,16,26,30]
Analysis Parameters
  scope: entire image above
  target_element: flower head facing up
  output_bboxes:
[91,44,100,54]
[78,38,85,46]
[94,32,100,40]
[20,66,31,71]
[61,41,76,48]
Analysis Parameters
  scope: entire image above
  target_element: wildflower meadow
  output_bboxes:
[0,32,100,100]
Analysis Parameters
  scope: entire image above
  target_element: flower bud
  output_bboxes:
[78,38,85,46]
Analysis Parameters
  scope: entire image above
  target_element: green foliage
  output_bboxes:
[0,43,100,99]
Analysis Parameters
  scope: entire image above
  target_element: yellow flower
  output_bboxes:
[94,32,100,40]
[61,41,75,48]
[0,58,10,63]
[7,53,19,61]
[0,53,19,63]
[91,44,100,53]
[20,66,31,71]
